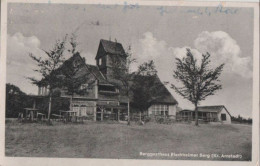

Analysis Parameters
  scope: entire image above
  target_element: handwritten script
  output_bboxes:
[64,2,240,16]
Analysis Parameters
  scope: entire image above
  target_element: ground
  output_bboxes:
[5,119,252,161]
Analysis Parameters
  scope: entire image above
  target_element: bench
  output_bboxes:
[37,112,46,120]
[52,114,63,121]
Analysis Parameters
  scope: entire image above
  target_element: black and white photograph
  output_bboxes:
[0,0,259,166]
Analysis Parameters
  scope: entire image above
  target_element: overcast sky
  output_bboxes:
[6,3,254,118]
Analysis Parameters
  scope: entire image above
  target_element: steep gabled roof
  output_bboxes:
[151,75,178,105]
[198,105,231,116]
[198,105,225,112]
[95,39,126,59]
[85,64,108,84]
[130,74,178,105]
[52,52,113,86]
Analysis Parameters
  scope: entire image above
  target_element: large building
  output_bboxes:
[37,39,178,121]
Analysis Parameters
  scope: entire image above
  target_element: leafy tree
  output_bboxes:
[58,33,92,112]
[60,55,91,111]
[6,83,26,96]
[132,60,166,122]
[28,35,67,121]
[5,83,34,118]
[231,115,252,124]
[61,33,81,110]
[171,49,224,126]
[110,45,136,125]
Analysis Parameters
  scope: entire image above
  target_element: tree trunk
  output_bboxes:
[70,95,73,111]
[48,95,52,122]
[127,98,130,125]
[195,103,198,126]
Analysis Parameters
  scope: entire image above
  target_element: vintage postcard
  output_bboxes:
[0,0,259,166]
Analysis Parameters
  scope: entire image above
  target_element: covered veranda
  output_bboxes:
[177,110,219,122]
[96,104,127,121]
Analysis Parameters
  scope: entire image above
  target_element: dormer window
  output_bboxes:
[73,60,81,68]
[80,84,92,91]
[80,84,88,90]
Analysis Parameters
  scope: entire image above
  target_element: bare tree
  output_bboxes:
[110,45,136,125]
[28,35,67,122]
[64,33,80,111]
[59,33,91,112]
[60,54,91,111]
[68,33,79,55]
[171,48,224,126]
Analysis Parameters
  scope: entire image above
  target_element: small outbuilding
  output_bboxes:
[178,105,232,124]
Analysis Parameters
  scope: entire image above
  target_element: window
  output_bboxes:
[151,104,169,116]
[73,105,80,115]
[221,114,226,121]
[73,60,80,68]
[156,111,160,115]
[79,84,92,93]
[165,105,169,111]
[80,84,88,90]
[151,105,155,115]
[80,106,87,116]
[99,85,116,92]
[99,58,102,65]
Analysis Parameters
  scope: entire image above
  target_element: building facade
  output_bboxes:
[178,105,232,124]
[37,39,178,121]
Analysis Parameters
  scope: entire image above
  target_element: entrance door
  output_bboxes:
[221,114,226,121]
[96,107,102,121]
[73,105,79,116]
[112,109,118,121]
[80,106,87,116]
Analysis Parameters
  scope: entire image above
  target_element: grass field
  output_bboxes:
[5,119,252,161]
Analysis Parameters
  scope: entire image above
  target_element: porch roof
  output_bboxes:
[96,104,126,109]
[180,109,219,113]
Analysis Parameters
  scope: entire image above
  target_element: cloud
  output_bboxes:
[132,32,194,109]
[132,32,203,85]
[169,46,204,66]
[7,32,44,94]
[7,32,43,65]
[134,31,252,79]
[137,32,168,61]
[132,32,173,82]
[132,31,252,114]
[194,31,252,78]
[7,33,98,94]
[132,32,204,83]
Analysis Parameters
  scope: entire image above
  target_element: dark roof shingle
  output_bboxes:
[151,75,178,105]
[100,39,126,56]
[85,64,108,84]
